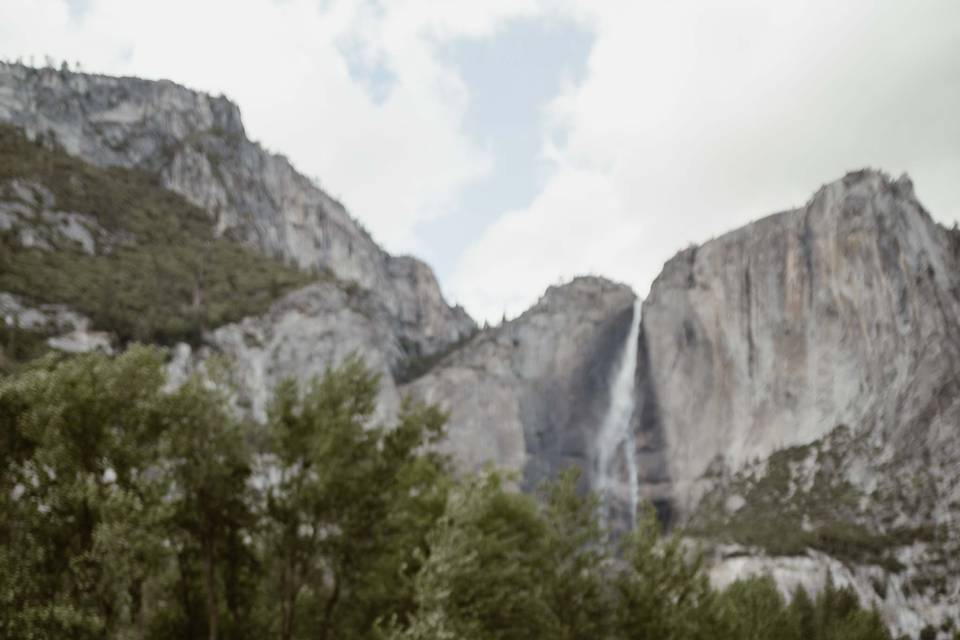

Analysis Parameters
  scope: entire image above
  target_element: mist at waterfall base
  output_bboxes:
[595,297,643,529]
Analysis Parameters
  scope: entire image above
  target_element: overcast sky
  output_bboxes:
[3,0,959,322]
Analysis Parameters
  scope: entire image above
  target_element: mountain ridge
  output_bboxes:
[0,61,475,362]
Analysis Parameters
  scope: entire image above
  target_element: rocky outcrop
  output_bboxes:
[402,276,636,493]
[170,279,404,423]
[0,292,111,354]
[0,62,474,358]
[709,548,955,640]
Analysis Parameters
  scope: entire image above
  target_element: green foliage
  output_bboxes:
[0,347,170,639]
[718,575,795,640]
[688,428,914,571]
[812,575,891,640]
[0,347,905,639]
[539,468,614,640]
[0,123,314,347]
[711,575,892,640]
[160,369,258,640]
[0,321,53,373]
[613,504,722,640]
[263,356,450,639]
[389,472,562,640]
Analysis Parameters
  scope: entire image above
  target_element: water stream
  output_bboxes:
[595,297,642,526]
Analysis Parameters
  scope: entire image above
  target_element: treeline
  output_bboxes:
[1,347,898,639]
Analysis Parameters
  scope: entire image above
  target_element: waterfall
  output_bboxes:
[595,297,642,526]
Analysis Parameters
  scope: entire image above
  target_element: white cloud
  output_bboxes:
[0,0,543,253]
[451,0,960,323]
[2,1,959,324]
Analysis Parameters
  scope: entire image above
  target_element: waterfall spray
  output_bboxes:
[596,297,642,526]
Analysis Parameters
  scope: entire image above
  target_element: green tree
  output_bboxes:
[263,356,450,640]
[391,472,561,640]
[613,504,722,640]
[162,368,255,640]
[718,575,796,640]
[0,347,169,639]
[539,468,614,640]
[0,344,901,640]
[787,585,817,640]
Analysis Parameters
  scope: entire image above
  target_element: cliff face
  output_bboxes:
[0,62,474,360]
[642,170,960,514]
[639,170,960,636]
[403,277,636,495]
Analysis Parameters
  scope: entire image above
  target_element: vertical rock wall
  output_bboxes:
[641,170,960,514]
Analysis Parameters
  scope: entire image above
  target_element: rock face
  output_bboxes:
[403,277,636,495]
[638,170,960,636]
[0,62,474,359]
[0,292,111,354]
[173,280,404,424]
[641,169,960,515]
[408,170,960,634]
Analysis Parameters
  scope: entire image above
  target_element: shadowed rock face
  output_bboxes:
[403,276,636,495]
[641,170,960,515]
[630,321,673,527]
[0,62,474,359]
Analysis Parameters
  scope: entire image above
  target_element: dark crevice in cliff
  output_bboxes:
[800,208,816,306]
[633,318,673,530]
[744,263,755,379]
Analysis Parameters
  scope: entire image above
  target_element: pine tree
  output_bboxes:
[539,467,614,640]
[613,504,722,640]
[391,473,561,640]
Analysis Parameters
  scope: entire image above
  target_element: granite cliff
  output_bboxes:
[642,170,960,516]
[639,170,960,635]
[402,277,636,498]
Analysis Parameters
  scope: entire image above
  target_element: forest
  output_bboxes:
[0,347,913,639]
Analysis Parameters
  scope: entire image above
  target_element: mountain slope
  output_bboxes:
[0,123,315,371]
[0,62,474,361]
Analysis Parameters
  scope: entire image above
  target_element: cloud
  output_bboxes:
[2,1,958,324]
[414,16,594,289]
[450,0,960,322]
[452,166,636,320]
[0,0,541,253]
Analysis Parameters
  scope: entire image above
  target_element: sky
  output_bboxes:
[2,0,959,323]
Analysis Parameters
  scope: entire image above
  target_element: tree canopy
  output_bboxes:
[0,347,903,639]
